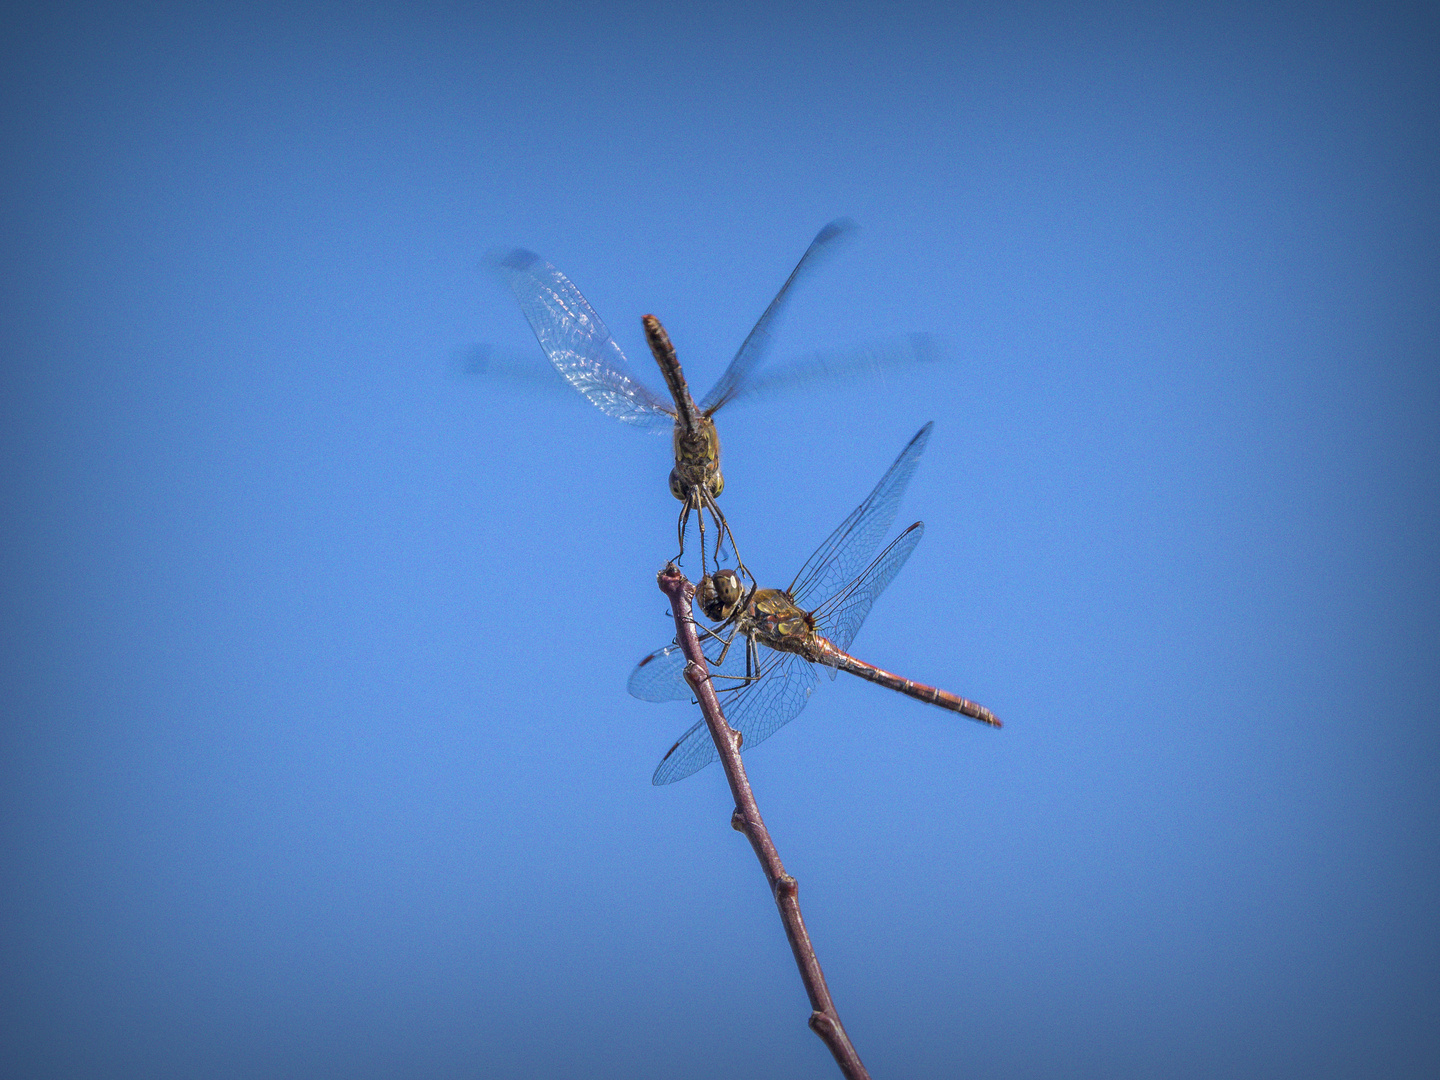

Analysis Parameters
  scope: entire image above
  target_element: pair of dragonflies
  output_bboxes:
[495,222,999,784]
[497,219,859,583]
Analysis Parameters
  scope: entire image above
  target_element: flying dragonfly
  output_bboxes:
[629,422,1000,785]
[493,220,937,579]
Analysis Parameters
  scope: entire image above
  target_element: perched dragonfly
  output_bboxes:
[495,220,864,578]
[629,422,1000,785]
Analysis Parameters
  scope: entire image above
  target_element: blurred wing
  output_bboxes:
[494,249,675,431]
[652,650,820,785]
[788,421,932,609]
[627,634,753,703]
[813,522,924,656]
[453,343,573,391]
[698,219,856,414]
[717,333,948,405]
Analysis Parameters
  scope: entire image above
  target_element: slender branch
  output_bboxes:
[658,563,871,1080]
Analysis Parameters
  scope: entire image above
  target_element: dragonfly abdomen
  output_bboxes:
[821,643,1002,728]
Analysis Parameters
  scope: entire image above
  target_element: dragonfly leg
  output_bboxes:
[675,488,707,569]
[694,622,725,646]
[694,622,739,667]
[704,490,751,589]
[701,488,727,557]
[675,500,690,561]
[708,498,732,563]
[699,489,731,567]
[710,507,726,566]
[706,632,764,690]
[696,616,743,650]
[712,624,741,667]
[675,487,717,575]
[696,495,710,577]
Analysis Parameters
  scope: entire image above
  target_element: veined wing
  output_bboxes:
[650,716,713,786]
[652,650,819,785]
[627,634,754,703]
[495,250,675,431]
[698,219,856,415]
[812,522,924,657]
[788,422,932,609]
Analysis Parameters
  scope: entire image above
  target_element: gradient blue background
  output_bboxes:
[2,3,1436,1077]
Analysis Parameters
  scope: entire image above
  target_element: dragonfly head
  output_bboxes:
[669,463,724,501]
[696,569,744,623]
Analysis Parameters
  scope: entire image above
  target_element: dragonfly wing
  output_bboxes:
[627,644,690,702]
[652,649,820,785]
[697,219,856,414]
[788,422,932,609]
[813,522,924,654]
[716,333,948,405]
[651,717,715,785]
[723,651,821,759]
[628,634,754,703]
[494,250,675,431]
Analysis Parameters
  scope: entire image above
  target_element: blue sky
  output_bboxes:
[2,2,1436,1077]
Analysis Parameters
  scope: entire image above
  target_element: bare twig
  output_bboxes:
[658,563,871,1080]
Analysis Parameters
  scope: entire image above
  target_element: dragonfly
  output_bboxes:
[495,219,862,579]
[629,422,1000,785]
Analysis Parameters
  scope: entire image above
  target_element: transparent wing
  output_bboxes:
[652,649,820,785]
[651,716,714,785]
[717,333,947,405]
[627,632,754,703]
[697,219,856,415]
[494,249,675,431]
[812,522,924,655]
[722,650,821,760]
[788,421,933,609]
[628,644,690,702]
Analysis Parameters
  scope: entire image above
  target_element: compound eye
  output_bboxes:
[714,569,742,610]
[668,467,686,501]
[696,575,723,621]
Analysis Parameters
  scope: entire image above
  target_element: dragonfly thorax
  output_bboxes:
[669,417,723,502]
[739,589,817,653]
